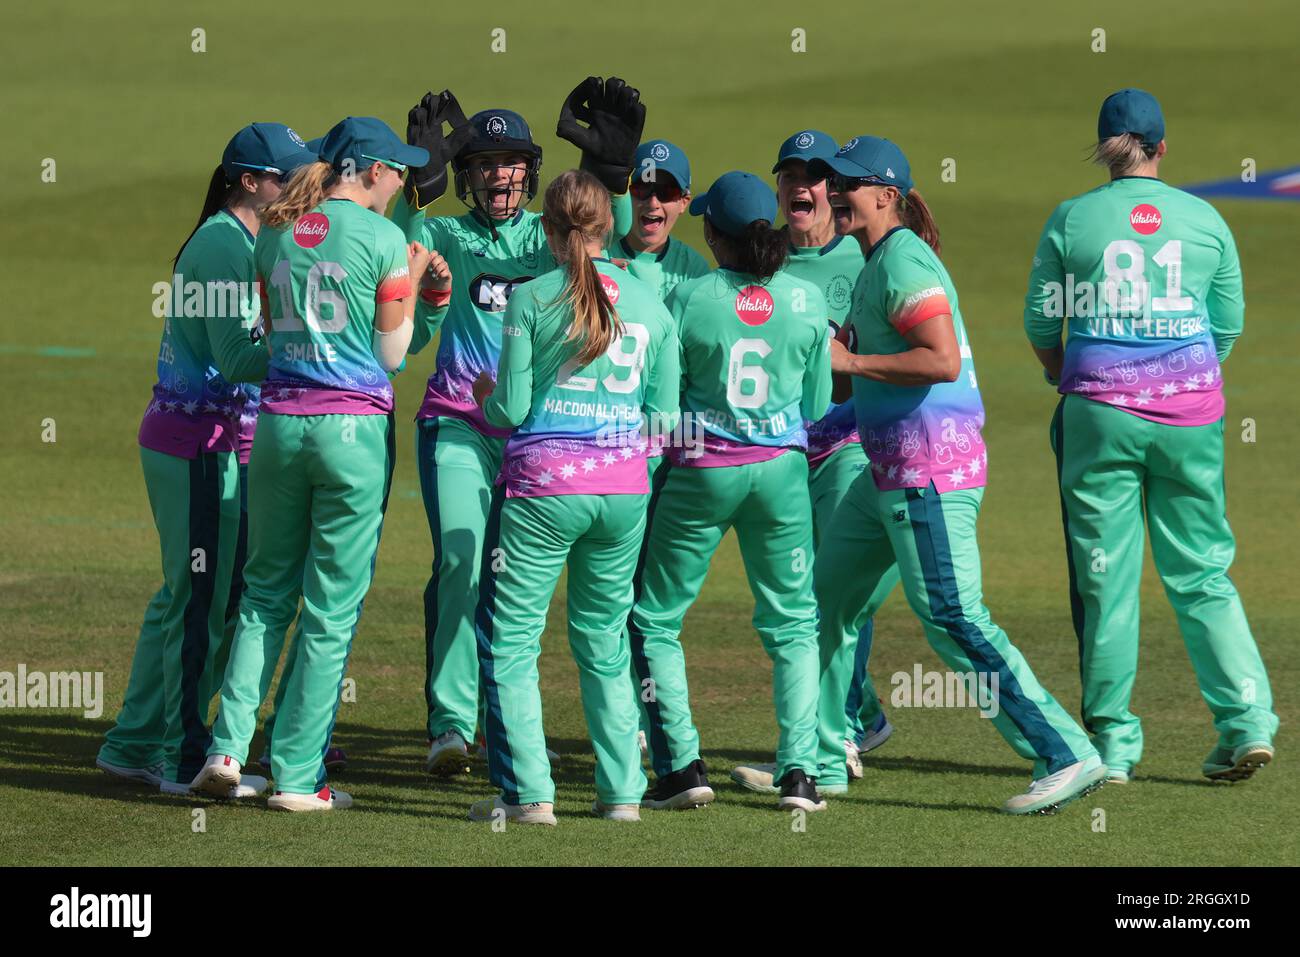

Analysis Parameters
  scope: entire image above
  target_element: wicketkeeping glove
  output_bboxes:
[404,89,471,210]
[557,76,646,194]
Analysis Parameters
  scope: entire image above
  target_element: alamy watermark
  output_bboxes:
[0,664,103,718]
[890,664,1000,719]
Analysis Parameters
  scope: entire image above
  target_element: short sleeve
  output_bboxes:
[374,220,411,304]
[881,248,951,335]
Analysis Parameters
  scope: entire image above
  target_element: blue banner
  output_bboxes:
[1181,166,1300,201]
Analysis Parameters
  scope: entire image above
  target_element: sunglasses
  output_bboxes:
[230,162,293,184]
[828,173,892,194]
[630,179,684,203]
[362,154,407,173]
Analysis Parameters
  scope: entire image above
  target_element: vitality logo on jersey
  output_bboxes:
[1130,204,1162,235]
[469,274,534,312]
[735,285,774,326]
[600,273,621,305]
[293,213,329,248]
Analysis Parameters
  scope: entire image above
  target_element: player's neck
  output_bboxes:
[224,202,261,238]
[624,232,667,256]
[326,181,381,213]
[789,219,836,249]
[1114,159,1161,181]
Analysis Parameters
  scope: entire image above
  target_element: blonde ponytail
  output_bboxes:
[261,161,335,228]
[544,170,620,365]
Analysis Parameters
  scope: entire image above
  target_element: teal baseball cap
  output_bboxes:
[772,129,838,174]
[634,139,691,191]
[1098,88,1165,147]
[221,122,317,183]
[807,135,913,194]
[689,171,777,238]
[318,116,430,173]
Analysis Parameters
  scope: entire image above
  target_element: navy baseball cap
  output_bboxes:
[318,116,429,173]
[634,139,691,191]
[1098,88,1165,146]
[772,129,838,173]
[689,171,778,238]
[808,135,913,194]
[221,123,318,183]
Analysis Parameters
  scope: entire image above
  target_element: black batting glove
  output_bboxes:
[557,76,646,194]
[404,89,471,209]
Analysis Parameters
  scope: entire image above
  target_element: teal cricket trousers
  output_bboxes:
[628,451,822,783]
[809,443,900,741]
[477,489,649,806]
[100,447,241,784]
[259,413,396,751]
[418,417,505,743]
[1051,395,1277,772]
[209,412,390,794]
[815,473,1098,787]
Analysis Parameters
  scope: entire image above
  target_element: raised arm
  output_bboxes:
[476,294,534,429]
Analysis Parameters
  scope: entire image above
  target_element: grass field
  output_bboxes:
[1,0,1297,866]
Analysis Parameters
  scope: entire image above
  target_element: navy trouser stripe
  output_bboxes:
[474,485,518,802]
[906,486,1077,772]
[626,458,674,777]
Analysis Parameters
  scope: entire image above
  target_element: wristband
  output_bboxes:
[420,287,452,307]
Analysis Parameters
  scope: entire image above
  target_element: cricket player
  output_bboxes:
[1024,88,1277,784]
[732,130,901,796]
[628,171,833,813]
[392,79,647,777]
[467,170,680,826]
[97,123,315,800]
[192,116,432,811]
[810,135,1106,814]
[616,138,711,301]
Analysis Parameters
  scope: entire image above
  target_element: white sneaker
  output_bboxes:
[96,757,164,787]
[468,795,557,826]
[1107,767,1131,784]
[592,800,641,822]
[168,772,267,799]
[730,762,778,794]
[1003,756,1107,815]
[845,740,863,780]
[426,731,471,775]
[268,786,352,812]
[190,754,243,797]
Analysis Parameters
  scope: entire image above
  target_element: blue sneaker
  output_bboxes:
[854,713,894,755]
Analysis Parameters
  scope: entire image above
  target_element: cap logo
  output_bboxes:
[795,132,815,149]
[599,273,621,304]
[650,143,670,161]
[293,212,330,248]
[486,115,508,136]
[885,167,895,178]
[1130,203,1162,235]
[288,128,306,148]
[842,137,859,152]
[735,285,774,326]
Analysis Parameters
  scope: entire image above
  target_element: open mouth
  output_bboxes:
[790,199,814,216]
[640,213,666,232]
[831,203,851,228]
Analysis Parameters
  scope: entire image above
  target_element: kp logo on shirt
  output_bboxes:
[469,273,533,312]
[1130,204,1162,235]
[600,273,621,305]
[293,213,329,248]
[735,285,774,326]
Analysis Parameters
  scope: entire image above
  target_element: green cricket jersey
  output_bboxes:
[254,198,412,415]
[664,268,832,467]
[139,210,268,460]
[1024,176,1242,426]
[781,234,865,466]
[612,235,711,301]
[483,260,680,497]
